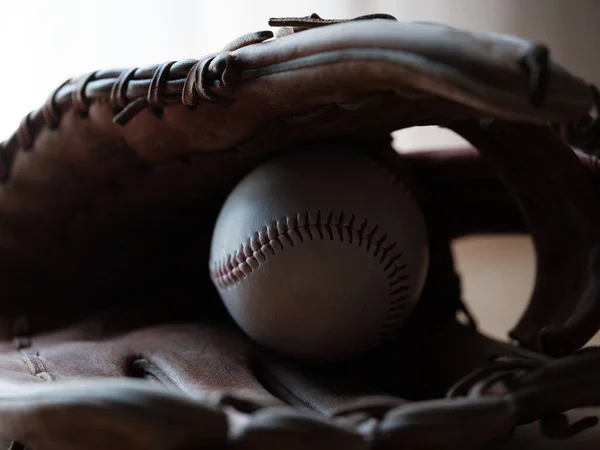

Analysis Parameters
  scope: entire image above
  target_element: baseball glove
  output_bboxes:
[1,12,600,449]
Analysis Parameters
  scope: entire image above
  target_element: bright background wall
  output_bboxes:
[1,0,598,343]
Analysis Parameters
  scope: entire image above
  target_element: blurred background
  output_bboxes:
[0,0,598,343]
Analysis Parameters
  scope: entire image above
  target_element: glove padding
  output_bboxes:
[1,304,600,450]
[1,12,600,449]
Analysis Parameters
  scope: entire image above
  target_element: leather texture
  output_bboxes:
[0,12,600,449]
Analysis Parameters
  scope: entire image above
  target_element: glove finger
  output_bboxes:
[0,308,277,398]
[0,300,406,412]
[1,15,600,450]
[0,307,398,449]
[0,377,230,450]
[0,17,594,320]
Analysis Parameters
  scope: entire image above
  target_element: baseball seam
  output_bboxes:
[209,209,412,344]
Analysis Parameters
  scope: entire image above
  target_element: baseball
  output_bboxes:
[209,147,429,359]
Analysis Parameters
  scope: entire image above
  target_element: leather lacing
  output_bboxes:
[447,353,600,439]
[0,13,599,182]
[112,61,177,124]
[447,358,544,398]
[268,12,396,35]
[0,52,241,182]
[1,14,600,448]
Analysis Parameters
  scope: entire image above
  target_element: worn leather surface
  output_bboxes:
[0,293,550,449]
[0,14,595,331]
[0,12,600,449]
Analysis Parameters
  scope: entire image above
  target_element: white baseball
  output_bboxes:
[209,147,429,359]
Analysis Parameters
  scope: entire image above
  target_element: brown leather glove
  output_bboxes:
[1,13,600,449]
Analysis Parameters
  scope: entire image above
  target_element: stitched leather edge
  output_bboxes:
[13,315,53,382]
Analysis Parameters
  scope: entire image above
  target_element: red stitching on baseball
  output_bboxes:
[210,155,424,353]
[210,211,413,349]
